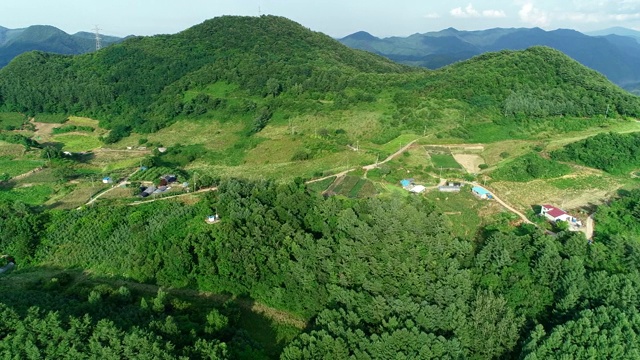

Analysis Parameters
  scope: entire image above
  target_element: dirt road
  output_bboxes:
[128,187,218,206]
[84,169,139,206]
[464,182,535,226]
[363,139,419,170]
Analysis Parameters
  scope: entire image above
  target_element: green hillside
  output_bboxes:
[0,16,410,141]
[421,46,640,118]
[1,17,639,147]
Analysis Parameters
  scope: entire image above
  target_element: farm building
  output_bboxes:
[140,185,156,197]
[438,182,463,192]
[540,204,582,227]
[400,179,426,194]
[472,186,492,199]
[102,177,113,184]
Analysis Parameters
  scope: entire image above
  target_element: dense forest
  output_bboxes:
[551,131,640,174]
[0,16,639,144]
[2,179,640,358]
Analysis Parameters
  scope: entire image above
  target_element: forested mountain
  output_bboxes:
[0,25,122,67]
[339,27,640,93]
[1,15,639,145]
[0,15,411,141]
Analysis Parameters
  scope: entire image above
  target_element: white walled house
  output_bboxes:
[540,204,582,227]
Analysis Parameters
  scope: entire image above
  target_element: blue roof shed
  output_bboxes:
[472,186,491,196]
[400,179,412,188]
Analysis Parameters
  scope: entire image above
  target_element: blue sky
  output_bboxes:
[1,0,639,37]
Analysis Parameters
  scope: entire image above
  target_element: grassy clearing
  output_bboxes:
[424,189,502,239]
[0,184,52,204]
[430,153,462,169]
[119,118,244,152]
[490,172,623,213]
[0,143,25,157]
[53,134,103,152]
[0,157,45,177]
[66,116,100,127]
[544,120,640,150]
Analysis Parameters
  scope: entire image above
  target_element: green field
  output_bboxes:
[430,153,462,169]
[0,157,44,177]
[0,184,52,204]
[306,176,335,193]
[53,134,102,152]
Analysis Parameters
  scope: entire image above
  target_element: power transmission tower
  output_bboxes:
[93,25,102,51]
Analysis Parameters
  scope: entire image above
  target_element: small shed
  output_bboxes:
[410,185,426,194]
[206,214,220,224]
[472,186,492,199]
[439,182,462,192]
[158,147,167,153]
[102,177,113,184]
[400,179,412,188]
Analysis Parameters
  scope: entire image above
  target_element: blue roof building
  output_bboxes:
[400,179,412,188]
[472,186,492,199]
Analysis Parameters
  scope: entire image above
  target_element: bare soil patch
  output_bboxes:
[30,119,61,141]
[453,154,485,173]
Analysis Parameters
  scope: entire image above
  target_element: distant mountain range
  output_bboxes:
[339,27,640,94]
[0,25,123,67]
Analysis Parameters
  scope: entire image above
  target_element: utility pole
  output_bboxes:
[605,104,610,118]
[356,140,359,152]
[193,172,197,193]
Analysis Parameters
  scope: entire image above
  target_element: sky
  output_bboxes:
[1,0,639,38]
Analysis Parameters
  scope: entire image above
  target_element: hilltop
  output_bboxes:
[0,25,122,67]
[339,27,640,93]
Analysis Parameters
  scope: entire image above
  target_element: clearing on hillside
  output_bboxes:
[453,154,485,173]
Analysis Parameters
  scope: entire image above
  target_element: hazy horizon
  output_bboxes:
[1,1,639,38]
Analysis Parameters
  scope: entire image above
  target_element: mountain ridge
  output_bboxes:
[0,24,123,67]
[339,26,640,93]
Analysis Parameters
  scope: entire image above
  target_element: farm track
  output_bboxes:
[11,167,44,181]
[128,187,217,206]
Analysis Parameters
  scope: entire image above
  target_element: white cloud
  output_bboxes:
[450,4,505,18]
[423,12,441,19]
[451,4,479,18]
[519,2,550,27]
[609,12,640,21]
[482,9,506,18]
